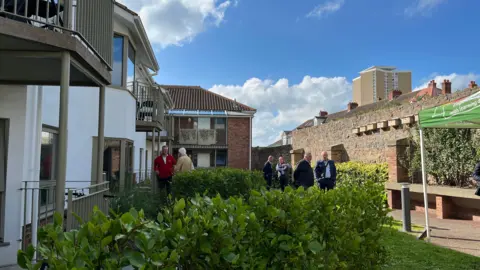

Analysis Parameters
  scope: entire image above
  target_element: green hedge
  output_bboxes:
[336,161,388,185]
[18,180,391,269]
[172,168,265,199]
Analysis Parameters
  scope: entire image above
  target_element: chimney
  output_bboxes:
[468,81,478,88]
[427,80,436,89]
[319,110,328,117]
[388,90,402,100]
[347,102,358,112]
[441,79,452,95]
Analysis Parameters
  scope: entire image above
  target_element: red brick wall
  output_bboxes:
[227,117,251,169]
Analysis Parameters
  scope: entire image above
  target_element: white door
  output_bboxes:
[197,153,210,168]
[198,118,210,129]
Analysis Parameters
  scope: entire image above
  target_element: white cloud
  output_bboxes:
[117,0,234,48]
[414,72,479,91]
[210,76,352,146]
[404,0,446,17]
[306,0,345,18]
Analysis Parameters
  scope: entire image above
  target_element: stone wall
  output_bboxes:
[251,145,293,170]
[292,88,479,165]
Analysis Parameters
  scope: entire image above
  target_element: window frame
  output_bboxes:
[112,34,126,87]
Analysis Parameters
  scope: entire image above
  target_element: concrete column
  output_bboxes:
[96,86,105,184]
[139,148,144,181]
[157,130,161,157]
[56,51,70,215]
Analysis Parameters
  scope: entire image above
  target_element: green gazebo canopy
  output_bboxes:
[419,91,480,129]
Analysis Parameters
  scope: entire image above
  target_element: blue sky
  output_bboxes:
[122,0,480,146]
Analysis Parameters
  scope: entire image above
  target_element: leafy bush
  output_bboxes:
[172,168,265,199]
[404,128,480,187]
[19,179,391,269]
[110,185,169,220]
[336,162,388,185]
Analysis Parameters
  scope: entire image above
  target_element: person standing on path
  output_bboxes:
[293,152,314,189]
[315,151,337,191]
[263,155,274,190]
[276,156,291,191]
[175,148,193,173]
[154,145,176,195]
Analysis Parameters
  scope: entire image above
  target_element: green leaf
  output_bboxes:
[53,212,63,226]
[129,208,139,219]
[101,236,113,248]
[173,198,186,215]
[157,213,164,223]
[125,251,146,267]
[308,241,324,254]
[224,253,240,263]
[17,250,29,269]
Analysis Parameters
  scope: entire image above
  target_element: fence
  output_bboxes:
[20,180,110,251]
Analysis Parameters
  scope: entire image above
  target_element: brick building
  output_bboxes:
[160,85,256,169]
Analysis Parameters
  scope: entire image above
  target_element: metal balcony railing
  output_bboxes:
[20,180,110,250]
[0,0,113,69]
[131,81,166,126]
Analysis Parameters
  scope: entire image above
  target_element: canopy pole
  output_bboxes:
[419,128,431,240]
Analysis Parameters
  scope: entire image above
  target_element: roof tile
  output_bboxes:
[160,85,256,112]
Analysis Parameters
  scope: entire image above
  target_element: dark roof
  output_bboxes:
[296,119,314,129]
[283,130,292,135]
[160,85,256,112]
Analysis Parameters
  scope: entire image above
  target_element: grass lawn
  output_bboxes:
[382,227,480,270]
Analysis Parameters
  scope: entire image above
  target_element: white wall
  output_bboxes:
[42,86,146,188]
[0,85,41,266]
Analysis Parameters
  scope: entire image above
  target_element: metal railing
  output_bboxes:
[0,0,113,69]
[131,81,166,127]
[20,180,110,250]
[66,181,109,230]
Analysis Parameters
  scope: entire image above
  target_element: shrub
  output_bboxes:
[110,185,169,220]
[19,179,391,269]
[172,168,265,199]
[336,162,388,185]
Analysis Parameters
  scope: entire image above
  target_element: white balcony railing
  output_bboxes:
[179,129,216,145]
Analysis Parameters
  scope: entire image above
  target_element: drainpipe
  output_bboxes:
[96,86,105,184]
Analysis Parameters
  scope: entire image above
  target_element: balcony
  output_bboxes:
[0,0,113,86]
[178,129,219,145]
[132,81,166,132]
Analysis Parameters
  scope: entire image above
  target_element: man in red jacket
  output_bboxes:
[154,145,176,194]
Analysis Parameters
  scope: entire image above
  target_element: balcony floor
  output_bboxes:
[136,120,163,133]
[0,17,111,86]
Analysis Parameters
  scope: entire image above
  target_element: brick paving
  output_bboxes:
[390,210,480,257]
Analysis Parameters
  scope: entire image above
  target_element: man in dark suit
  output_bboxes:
[263,155,274,190]
[473,161,480,196]
[315,151,337,191]
[293,152,314,189]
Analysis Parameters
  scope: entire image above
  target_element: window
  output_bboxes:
[216,150,227,167]
[112,35,124,86]
[40,127,58,207]
[127,41,135,86]
[214,118,226,129]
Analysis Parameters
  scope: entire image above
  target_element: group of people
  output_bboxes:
[263,151,337,191]
[153,145,194,194]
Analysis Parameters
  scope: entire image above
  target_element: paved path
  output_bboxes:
[390,210,480,257]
